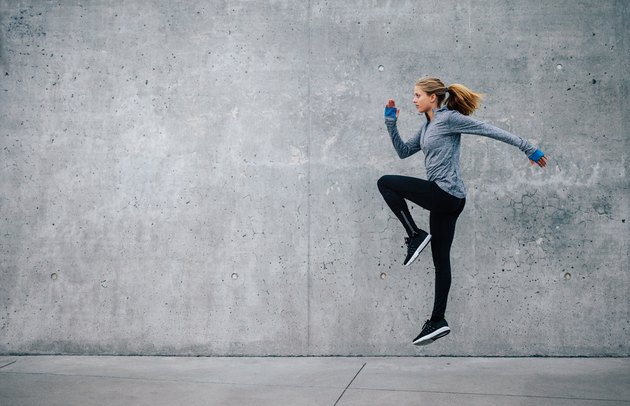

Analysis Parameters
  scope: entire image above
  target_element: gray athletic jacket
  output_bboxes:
[385,106,538,199]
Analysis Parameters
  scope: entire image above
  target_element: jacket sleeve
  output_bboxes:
[447,111,537,156]
[385,118,422,159]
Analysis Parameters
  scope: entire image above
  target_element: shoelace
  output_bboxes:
[405,237,420,251]
[421,320,434,333]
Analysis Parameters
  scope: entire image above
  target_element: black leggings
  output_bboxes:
[377,175,465,321]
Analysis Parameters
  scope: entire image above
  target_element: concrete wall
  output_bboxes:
[1,0,628,356]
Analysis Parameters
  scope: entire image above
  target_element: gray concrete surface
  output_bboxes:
[0,356,629,405]
[1,1,629,356]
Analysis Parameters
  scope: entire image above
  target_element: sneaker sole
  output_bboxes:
[413,326,450,346]
[404,234,432,267]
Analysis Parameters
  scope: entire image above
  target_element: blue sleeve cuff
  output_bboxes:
[384,107,397,120]
[528,149,544,162]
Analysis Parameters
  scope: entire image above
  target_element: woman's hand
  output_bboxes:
[530,155,548,168]
[385,99,400,118]
[528,149,547,168]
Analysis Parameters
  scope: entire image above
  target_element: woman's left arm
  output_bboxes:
[448,111,547,167]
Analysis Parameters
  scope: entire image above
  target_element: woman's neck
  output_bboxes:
[426,103,441,121]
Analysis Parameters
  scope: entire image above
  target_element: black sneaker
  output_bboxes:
[413,319,451,346]
[403,230,431,266]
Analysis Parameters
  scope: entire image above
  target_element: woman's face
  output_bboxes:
[413,86,435,114]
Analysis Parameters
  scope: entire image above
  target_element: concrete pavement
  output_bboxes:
[1,356,628,405]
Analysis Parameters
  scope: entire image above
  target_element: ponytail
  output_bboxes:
[446,83,483,116]
[415,77,484,116]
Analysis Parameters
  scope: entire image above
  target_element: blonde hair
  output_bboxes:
[415,77,484,116]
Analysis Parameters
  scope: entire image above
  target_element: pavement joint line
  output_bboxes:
[333,362,366,406]
[0,370,348,390]
[0,360,17,369]
[347,386,629,403]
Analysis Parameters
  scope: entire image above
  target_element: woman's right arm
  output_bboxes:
[385,103,421,159]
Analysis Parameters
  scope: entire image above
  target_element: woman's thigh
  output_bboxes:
[379,175,463,214]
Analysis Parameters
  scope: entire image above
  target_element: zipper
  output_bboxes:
[401,211,415,232]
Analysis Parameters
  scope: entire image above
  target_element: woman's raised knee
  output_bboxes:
[377,175,393,191]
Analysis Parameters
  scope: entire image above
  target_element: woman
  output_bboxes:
[378,77,547,346]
